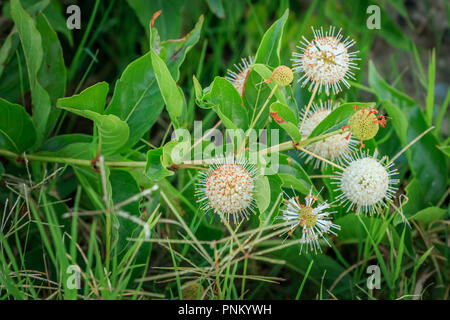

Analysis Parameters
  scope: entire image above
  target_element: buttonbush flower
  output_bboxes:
[332,151,399,215]
[300,100,357,168]
[226,56,254,97]
[280,190,340,253]
[292,26,359,95]
[195,157,257,223]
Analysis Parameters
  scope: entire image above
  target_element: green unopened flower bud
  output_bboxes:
[271,65,293,86]
[348,109,379,141]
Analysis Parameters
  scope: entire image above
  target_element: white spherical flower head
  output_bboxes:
[226,56,254,97]
[300,100,356,168]
[333,151,399,214]
[196,157,257,223]
[280,190,340,254]
[292,26,359,95]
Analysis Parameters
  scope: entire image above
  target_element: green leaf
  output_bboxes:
[425,49,435,125]
[278,174,308,196]
[127,0,182,39]
[11,0,52,147]
[241,8,291,131]
[93,114,130,156]
[295,260,314,300]
[38,142,93,160]
[193,75,203,102]
[259,174,282,224]
[404,107,447,204]
[157,15,204,82]
[42,1,73,46]
[57,103,129,156]
[382,100,408,144]
[269,102,301,142]
[105,14,202,146]
[208,77,249,130]
[3,0,51,18]
[150,49,185,128]
[401,179,425,218]
[205,0,225,18]
[41,134,92,152]
[109,169,153,281]
[414,247,434,273]
[105,53,164,147]
[410,207,447,224]
[242,72,277,131]
[0,98,36,153]
[57,82,128,156]
[254,175,271,213]
[436,90,450,139]
[411,43,426,84]
[393,226,406,282]
[308,102,375,139]
[57,82,109,114]
[109,170,143,251]
[254,8,289,67]
[369,61,446,204]
[277,154,316,197]
[0,32,15,79]
[334,214,365,242]
[368,61,415,109]
[35,12,66,136]
[145,147,174,181]
[162,140,191,166]
[0,40,25,103]
[437,145,450,157]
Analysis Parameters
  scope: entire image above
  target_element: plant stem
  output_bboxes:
[309,175,339,179]
[299,146,344,170]
[0,149,146,168]
[188,119,222,153]
[258,141,294,156]
[299,128,348,147]
[237,84,278,156]
[0,128,347,170]
[389,126,434,163]
[298,82,320,134]
[259,128,347,156]
[171,164,208,170]
[98,156,112,271]
[240,256,248,299]
[249,84,279,131]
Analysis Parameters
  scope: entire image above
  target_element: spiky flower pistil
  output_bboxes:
[281,190,340,253]
[292,26,359,95]
[196,157,258,223]
[332,150,399,215]
[300,100,357,168]
[226,56,254,97]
